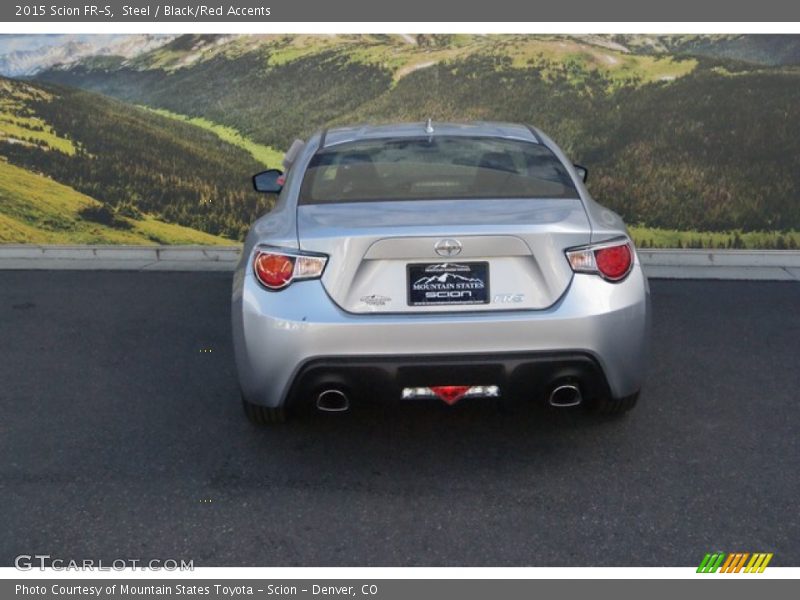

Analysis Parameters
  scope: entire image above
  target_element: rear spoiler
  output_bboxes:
[282,139,305,171]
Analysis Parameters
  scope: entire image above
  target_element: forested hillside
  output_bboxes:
[0,76,268,240]
[40,44,394,150]
[585,70,800,232]
[38,34,698,150]
[35,34,800,244]
[0,33,794,246]
[619,34,800,66]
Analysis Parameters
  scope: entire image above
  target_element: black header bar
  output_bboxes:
[3,1,800,23]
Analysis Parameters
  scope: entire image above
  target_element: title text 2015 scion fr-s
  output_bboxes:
[232,121,649,424]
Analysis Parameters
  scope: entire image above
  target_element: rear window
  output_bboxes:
[299,136,579,204]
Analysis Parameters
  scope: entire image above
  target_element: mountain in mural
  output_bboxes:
[1,34,798,247]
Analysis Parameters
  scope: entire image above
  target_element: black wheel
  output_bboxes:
[588,391,639,415]
[242,395,286,424]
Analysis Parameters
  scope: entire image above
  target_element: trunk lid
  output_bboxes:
[297,198,590,313]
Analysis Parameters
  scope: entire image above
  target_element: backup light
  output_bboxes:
[402,385,500,406]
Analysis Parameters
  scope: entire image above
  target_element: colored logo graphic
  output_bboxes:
[697,552,773,573]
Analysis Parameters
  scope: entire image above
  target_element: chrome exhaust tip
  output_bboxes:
[548,384,582,407]
[316,389,350,412]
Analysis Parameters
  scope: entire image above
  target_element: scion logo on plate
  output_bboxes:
[434,238,462,257]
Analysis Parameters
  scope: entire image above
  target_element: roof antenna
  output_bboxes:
[425,118,434,135]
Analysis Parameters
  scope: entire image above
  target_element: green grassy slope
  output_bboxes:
[0,160,232,245]
[0,78,76,154]
[0,76,271,242]
[140,106,284,168]
[630,226,800,250]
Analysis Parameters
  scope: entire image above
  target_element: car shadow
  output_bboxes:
[208,396,640,495]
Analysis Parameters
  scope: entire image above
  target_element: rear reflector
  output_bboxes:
[431,386,470,405]
[402,385,500,405]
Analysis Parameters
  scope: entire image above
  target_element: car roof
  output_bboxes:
[320,121,541,148]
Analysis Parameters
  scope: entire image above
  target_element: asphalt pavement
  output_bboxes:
[1,272,798,566]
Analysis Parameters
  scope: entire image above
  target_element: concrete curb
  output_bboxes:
[0,245,799,280]
[638,249,800,281]
[0,245,241,272]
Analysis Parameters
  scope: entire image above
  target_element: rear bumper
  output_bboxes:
[283,351,609,409]
[232,266,650,408]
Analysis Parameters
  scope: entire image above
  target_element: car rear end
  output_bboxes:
[232,123,649,419]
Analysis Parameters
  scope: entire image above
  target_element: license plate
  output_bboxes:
[407,262,489,306]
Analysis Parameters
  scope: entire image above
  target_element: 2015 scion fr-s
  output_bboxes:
[232,121,649,423]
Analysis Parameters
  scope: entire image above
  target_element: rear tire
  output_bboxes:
[589,391,639,415]
[242,395,286,425]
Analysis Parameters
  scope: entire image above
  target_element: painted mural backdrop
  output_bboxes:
[1,34,799,248]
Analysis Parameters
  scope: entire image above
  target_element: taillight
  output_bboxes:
[595,244,632,280]
[252,248,327,290]
[566,238,634,282]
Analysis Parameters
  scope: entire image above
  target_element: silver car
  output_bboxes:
[232,121,649,423]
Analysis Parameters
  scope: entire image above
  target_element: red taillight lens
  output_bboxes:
[252,248,328,290]
[594,244,632,281]
[566,239,634,282]
[253,252,295,289]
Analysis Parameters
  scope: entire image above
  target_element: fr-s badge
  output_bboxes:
[493,293,524,304]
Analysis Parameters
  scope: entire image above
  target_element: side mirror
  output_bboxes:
[253,169,285,193]
[573,164,588,183]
